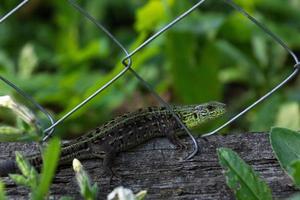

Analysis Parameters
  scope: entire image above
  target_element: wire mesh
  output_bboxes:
[0,0,299,159]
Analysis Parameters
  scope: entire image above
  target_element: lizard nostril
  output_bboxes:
[193,113,198,118]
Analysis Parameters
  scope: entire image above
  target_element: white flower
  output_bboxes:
[107,186,135,200]
[72,158,82,172]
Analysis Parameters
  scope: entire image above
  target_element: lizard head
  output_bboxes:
[177,101,226,129]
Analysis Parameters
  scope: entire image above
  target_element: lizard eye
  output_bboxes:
[207,105,214,111]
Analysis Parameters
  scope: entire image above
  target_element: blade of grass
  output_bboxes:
[32,138,61,200]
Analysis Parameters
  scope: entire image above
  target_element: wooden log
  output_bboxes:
[0,132,298,199]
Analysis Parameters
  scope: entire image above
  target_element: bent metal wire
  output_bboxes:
[202,0,300,137]
[0,0,299,159]
[0,0,29,23]
[67,0,201,159]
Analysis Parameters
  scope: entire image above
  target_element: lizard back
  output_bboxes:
[0,102,226,177]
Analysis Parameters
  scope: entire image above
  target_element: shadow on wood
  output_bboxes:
[0,132,298,199]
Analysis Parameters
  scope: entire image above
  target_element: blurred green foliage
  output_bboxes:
[0,95,41,141]
[0,0,299,137]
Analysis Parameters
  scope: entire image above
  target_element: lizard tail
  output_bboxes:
[0,159,18,177]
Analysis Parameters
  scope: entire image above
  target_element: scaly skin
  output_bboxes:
[0,102,225,177]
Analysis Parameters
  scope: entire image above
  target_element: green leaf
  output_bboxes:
[32,138,61,200]
[29,167,39,189]
[15,151,32,177]
[10,152,39,189]
[9,174,29,187]
[290,160,300,188]
[135,190,147,200]
[270,127,300,173]
[217,148,272,200]
[0,126,23,135]
[0,180,7,200]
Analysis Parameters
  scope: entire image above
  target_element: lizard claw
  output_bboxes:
[107,168,121,185]
[176,141,188,151]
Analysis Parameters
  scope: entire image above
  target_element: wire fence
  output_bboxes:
[0,0,299,159]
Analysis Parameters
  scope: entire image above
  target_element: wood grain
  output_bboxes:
[0,132,298,199]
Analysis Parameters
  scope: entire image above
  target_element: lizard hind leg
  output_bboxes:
[165,127,187,151]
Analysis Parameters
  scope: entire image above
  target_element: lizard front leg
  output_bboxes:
[165,122,187,150]
[166,130,187,150]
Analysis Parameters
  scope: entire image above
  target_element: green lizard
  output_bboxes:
[0,102,225,177]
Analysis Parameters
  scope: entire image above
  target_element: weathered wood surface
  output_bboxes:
[0,132,298,199]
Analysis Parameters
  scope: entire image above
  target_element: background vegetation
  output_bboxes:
[0,0,300,138]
